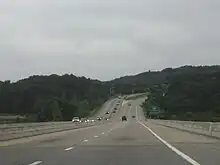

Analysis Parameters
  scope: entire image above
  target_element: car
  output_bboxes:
[128,103,131,106]
[114,107,117,110]
[113,110,116,113]
[105,112,110,114]
[121,116,127,121]
[85,119,90,123]
[104,117,109,121]
[97,117,102,121]
[132,115,136,118]
[72,117,80,122]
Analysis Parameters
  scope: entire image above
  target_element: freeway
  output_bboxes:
[0,98,220,165]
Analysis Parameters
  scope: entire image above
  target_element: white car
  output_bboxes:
[72,117,80,122]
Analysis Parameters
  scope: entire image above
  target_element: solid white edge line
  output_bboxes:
[64,147,74,151]
[138,120,200,165]
[29,161,42,165]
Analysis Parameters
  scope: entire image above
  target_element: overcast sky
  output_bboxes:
[0,0,219,81]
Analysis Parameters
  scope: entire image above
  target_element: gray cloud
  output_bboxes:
[0,0,220,81]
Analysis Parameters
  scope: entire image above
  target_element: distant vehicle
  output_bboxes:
[128,103,131,106]
[80,118,86,122]
[113,110,116,113]
[105,112,110,114]
[116,103,120,105]
[104,117,109,121]
[72,117,80,122]
[97,117,102,121]
[114,107,117,110]
[132,115,136,118]
[121,116,127,121]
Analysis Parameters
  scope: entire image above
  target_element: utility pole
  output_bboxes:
[109,85,115,97]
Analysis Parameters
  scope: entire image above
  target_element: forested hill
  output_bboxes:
[1,65,220,122]
[134,65,220,121]
[0,75,110,122]
[111,65,220,86]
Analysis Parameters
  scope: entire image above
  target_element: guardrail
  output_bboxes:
[0,121,105,141]
[150,119,220,139]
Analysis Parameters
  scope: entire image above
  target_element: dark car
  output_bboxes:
[105,112,110,114]
[128,103,131,106]
[113,110,116,113]
[121,116,127,121]
[114,107,117,110]
[132,115,136,118]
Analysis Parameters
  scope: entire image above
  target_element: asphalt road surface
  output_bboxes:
[0,98,220,165]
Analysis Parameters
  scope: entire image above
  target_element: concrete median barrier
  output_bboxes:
[149,119,220,139]
[0,121,105,141]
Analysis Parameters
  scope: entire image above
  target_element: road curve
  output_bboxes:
[0,98,220,165]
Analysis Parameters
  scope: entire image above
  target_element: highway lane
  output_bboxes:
[94,98,120,118]
[0,98,220,165]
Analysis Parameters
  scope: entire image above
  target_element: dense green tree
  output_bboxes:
[2,66,220,122]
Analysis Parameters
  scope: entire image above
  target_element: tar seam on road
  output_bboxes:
[65,147,74,151]
[29,161,42,165]
[138,120,201,165]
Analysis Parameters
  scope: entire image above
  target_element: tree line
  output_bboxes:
[0,75,111,122]
[141,66,220,121]
[2,65,220,122]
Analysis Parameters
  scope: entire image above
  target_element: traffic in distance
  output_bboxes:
[71,97,123,123]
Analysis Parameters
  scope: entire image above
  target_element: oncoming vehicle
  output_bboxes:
[132,115,136,118]
[121,116,127,121]
[104,117,109,121]
[72,117,80,123]
[97,117,102,121]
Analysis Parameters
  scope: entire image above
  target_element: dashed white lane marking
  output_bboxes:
[138,121,200,165]
[65,147,74,151]
[94,135,99,138]
[101,132,105,135]
[29,161,42,165]
[83,139,89,142]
